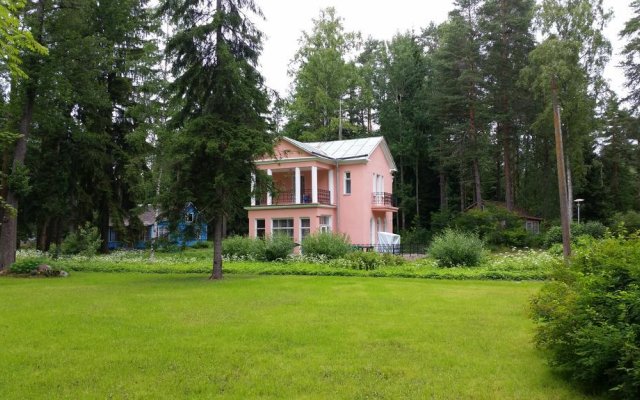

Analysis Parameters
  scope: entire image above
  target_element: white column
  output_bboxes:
[266,169,272,205]
[328,169,334,205]
[294,167,301,204]
[311,166,318,203]
[250,172,256,206]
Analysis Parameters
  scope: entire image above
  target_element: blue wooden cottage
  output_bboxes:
[108,202,208,250]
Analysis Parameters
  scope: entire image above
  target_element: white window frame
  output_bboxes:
[319,215,332,233]
[300,217,311,242]
[272,218,294,238]
[255,219,266,239]
[344,171,352,195]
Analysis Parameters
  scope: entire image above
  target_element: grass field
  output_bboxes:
[0,273,591,399]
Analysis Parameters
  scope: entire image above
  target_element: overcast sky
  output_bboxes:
[256,0,632,99]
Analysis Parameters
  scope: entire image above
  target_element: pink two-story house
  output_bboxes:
[246,136,398,245]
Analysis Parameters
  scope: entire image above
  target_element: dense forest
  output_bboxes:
[1,0,639,267]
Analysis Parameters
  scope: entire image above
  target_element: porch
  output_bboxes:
[251,165,335,207]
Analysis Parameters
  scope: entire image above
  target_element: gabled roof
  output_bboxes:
[282,137,330,158]
[280,136,397,172]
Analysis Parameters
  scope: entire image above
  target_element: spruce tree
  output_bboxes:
[160,0,272,279]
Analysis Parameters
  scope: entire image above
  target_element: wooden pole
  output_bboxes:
[551,76,571,260]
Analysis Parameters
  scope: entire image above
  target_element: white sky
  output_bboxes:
[256,0,632,99]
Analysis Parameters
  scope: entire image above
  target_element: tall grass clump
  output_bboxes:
[429,229,484,267]
[301,232,352,259]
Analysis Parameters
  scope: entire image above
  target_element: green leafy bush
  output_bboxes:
[190,240,211,249]
[340,251,407,270]
[264,234,295,261]
[610,211,640,234]
[581,221,607,239]
[453,206,530,248]
[222,236,265,260]
[429,229,484,267]
[9,257,50,274]
[301,232,351,259]
[544,221,608,248]
[343,251,382,270]
[531,235,640,398]
[60,223,101,256]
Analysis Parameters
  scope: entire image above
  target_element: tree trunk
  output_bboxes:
[459,173,466,211]
[495,151,501,200]
[414,158,419,222]
[222,215,227,238]
[210,216,223,280]
[0,87,36,270]
[502,121,514,211]
[100,200,110,253]
[0,0,46,270]
[37,217,50,251]
[400,163,405,231]
[439,171,448,212]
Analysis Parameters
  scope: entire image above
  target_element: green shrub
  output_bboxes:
[9,257,50,274]
[379,252,406,266]
[429,229,484,267]
[340,251,407,270]
[581,221,607,239]
[264,234,295,261]
[453,206,530,248]
[301,232,351,259]
[531,235,640,398]
[344,251,384,270]
[60,223,102,256]
[610,211,640,235]
[190,240,211,249]
[222,236,265,260]
[544,222,608,248]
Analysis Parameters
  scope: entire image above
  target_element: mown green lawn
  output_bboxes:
[0,273,590,399]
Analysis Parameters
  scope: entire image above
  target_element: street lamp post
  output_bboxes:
[574,198,584,224]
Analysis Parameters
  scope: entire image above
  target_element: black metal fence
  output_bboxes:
[352,243,427,256]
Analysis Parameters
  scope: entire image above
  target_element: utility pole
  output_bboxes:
[551,76,571,260]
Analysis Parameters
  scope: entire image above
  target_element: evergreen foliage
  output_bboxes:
[160,0,273,278]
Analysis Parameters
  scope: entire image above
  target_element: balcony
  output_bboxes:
[257,189,332,206]
[372,192,397,211]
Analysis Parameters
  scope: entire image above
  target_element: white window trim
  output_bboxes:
[300,217,311,243]
[344,171,352,195]
[272,218,294,238]
[255,218,266,239]
[319,215,332,233]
